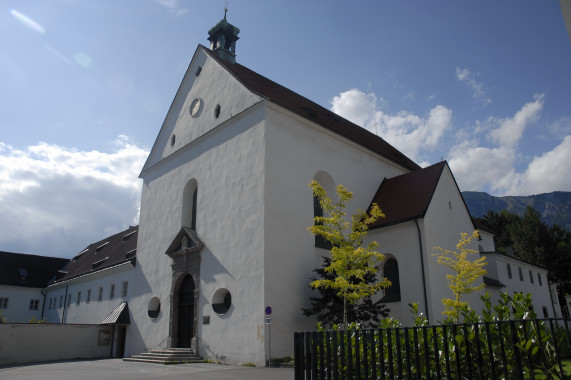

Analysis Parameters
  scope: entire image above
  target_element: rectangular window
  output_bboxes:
[543,306,549,318]
[76,292,81,305]
[29,299,39,310]
[59,295,63,308]
[67,294,72,308]
[110,284,115,299]
[121,281,128,298]
[49,298,53,310]
[529,270,534,284]
[518,267,523,281]
[0,298,8,309]
[86,289,91,304]
[507,263,512,279]
[98,287,103,301]
[538,273,543,286]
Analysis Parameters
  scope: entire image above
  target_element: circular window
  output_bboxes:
[190,98,202,117]
[170,134,176,147]
[212,288,231,315]
[148,297,161,319]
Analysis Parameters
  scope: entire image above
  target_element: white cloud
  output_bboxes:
[330,89,378,127]
[506,135,571,195]
[154,0,189,15]
[448,142,517,193]
[447,94,570,195]
[455,67,492,105]
[489,94,543,147]
[330,89,452,161]
[0,136,148,257]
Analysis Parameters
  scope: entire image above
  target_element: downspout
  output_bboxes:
[415,219,430,321]
[40,289,47,320]
[62,285,69,324]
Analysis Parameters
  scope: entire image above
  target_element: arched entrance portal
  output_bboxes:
[177,275,195,348]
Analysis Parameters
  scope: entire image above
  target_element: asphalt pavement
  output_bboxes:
[0,359,294,380]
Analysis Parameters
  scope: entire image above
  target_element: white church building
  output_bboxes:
[1,15,562,366]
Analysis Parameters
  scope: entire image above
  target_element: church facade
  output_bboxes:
[1,16,562,366]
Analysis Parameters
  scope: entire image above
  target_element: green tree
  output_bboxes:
[302,256,390,328]
[307,180,389,326]
[433,230,487,322]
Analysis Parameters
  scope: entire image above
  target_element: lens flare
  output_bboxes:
[10,9,46,34]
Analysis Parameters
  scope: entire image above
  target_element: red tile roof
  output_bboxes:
[368,161,447,229]
[201,46,421,172]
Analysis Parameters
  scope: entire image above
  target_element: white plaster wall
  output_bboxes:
[488,254,556,317]
[422,165,483,322]
[0,286,44,323]
[0,324,113,365]
[44,263,135,324]
[143,47,262,172]
[478,229,496,251]
[366,222,428,324]
[263,104,410,358]
[131,104,267,365]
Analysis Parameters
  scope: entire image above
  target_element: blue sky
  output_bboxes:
[1,1,570,257]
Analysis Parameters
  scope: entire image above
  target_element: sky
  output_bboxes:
[1,0,570,258]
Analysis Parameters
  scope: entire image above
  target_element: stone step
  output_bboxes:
[124,348,204,365]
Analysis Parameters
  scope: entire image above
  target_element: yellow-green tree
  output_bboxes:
[307,180,390,326]
[433,230,487,322]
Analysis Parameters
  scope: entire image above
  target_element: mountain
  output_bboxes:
[462,191,571,230]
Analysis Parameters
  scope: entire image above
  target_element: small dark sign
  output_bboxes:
[265,306,272,316]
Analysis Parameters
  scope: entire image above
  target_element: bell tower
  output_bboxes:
[207,8,240,64]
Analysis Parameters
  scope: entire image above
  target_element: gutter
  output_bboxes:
[415,219,430,321]
[62,285,69,324]
[40,289,47,320]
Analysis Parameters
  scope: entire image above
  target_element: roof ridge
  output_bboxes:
[200,45,420,172]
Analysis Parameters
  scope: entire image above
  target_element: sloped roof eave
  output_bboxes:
[199,45,420,172]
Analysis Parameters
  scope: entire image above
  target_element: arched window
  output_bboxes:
[313,195,332,249]
[382,258,401,303]
[182,179,198,230]
[312,171,335,250]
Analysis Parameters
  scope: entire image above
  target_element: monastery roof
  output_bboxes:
[0,251,69,288]
[368,161,447,229]
[53,226,138,284]
[201,46,421,172]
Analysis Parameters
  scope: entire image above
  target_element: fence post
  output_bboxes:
[326,331,331,380]
[294,333,302,380]
[548,318,566,379]
[305,332,312,380]
[463,324,473,380]
[508,320,524,379]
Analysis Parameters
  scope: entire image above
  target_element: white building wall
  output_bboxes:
[0,286,44,323]
[130,103,267,365]
[263,104,411,358]
[44,263,135,324]
[422,166,483,322]
[488,254,556,317]
[0,323,113,365]
[366,222,427,324]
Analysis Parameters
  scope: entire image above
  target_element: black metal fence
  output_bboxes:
[294,318,571,379]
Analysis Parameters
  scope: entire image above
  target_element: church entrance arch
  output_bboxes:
[165,228,203,352]
[177,275,195,348]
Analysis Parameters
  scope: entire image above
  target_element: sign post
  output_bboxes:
[265,306,272,367]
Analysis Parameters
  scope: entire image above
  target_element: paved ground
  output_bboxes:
[0,359,294,380]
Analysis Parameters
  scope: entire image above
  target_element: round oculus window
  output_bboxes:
[190,98,202,117]
[212,288,231,315]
